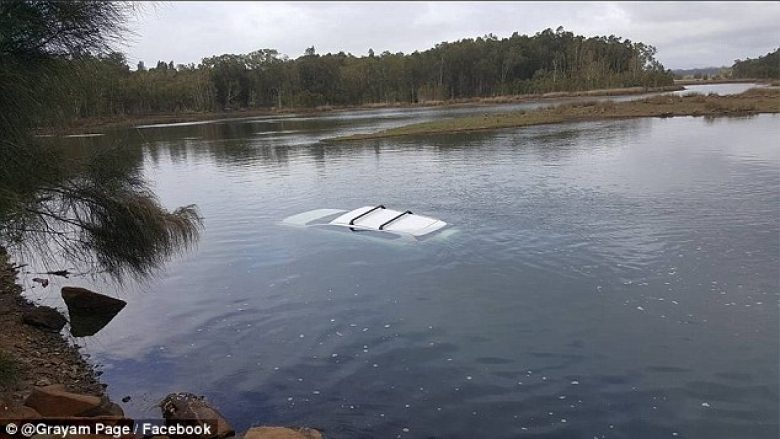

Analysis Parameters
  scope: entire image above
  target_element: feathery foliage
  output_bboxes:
[0,1,202,279]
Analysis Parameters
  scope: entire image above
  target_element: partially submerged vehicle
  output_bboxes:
[282,205,450,241]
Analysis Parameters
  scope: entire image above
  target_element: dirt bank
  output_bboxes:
[0,250,103,406]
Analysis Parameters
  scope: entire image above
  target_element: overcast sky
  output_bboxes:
[123,1,780,70]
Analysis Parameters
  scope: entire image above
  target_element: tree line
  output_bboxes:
[731,48,780,79]
[48,26,673,120]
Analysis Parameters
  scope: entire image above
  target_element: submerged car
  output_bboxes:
[282,205,450,241]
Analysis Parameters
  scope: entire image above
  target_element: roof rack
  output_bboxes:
[283,206,448,238]
[379,210,413,230]
[349,204,385,225]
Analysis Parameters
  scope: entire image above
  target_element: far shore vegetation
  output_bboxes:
[39,33,777,134]
[36,26,679,129]
[671,48,779,82]
[327,87,780,142]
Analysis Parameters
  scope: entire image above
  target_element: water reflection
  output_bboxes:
[8,133,201,282]
[80,82,764,170]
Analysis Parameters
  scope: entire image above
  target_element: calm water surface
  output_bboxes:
[30,85,778,438]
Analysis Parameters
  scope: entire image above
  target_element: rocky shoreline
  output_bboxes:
[0,251,103,406]
[0,251,323,438]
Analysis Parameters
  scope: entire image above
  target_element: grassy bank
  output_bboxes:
[327,87,780,142]
[43,85,683,135]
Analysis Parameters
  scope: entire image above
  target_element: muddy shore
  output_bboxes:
[0,250,103,406]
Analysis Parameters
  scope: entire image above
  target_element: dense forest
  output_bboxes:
[42,26,673,121]
[731,48,780,79]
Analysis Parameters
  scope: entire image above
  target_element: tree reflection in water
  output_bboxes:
[1,140,202,280]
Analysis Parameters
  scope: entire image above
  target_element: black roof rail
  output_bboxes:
[379,210,413,230]
[349,205,385,226]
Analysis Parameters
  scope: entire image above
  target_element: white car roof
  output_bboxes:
[283,205,447,238]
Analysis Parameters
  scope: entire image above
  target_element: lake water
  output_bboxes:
[28,84,778,438]
[671,82,769,97]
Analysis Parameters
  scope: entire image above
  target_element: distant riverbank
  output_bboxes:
[673,78,776,86]
[326,87,779,142]
[42,85,683,135]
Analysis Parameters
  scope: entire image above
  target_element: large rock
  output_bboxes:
[160,393,234,439]
[22,306,67,332]
[67,310,123,337]
[62,287,126,337]
[80,395,125,417]
[38,383,66,392]
[24,385,102,416]
[243,427,322,439]
[61,287,127,313]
